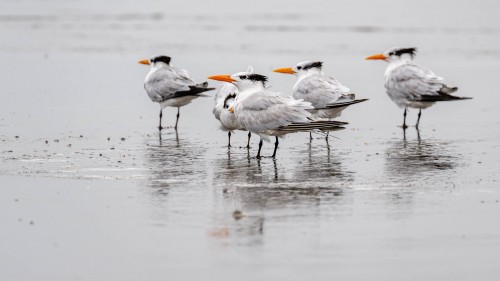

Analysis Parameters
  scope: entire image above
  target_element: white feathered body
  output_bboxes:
[293,72,355,119]
[144,64,203,109]
[384,59,450,109]
[234,86,313,141]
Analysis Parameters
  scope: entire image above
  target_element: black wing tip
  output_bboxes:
[279,120,347,132]
[420,94,473,102]
[173,86,215,98]
[190,85,215,91]
[312,120,349,125]
[325,98,369,108]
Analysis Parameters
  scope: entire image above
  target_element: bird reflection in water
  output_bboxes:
[142,133,207,198]
[385,128,460,181]
[209,143,350,246]
[158,126,179,142]
[291,142,355,186]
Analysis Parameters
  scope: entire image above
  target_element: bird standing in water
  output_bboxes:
[213,82,251,148]
[139,55,214,131]
[366,47,471,128]
[208,71,346,158]
[273,61,367,140]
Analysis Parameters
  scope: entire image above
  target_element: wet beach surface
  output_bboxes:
[1,0,500,280]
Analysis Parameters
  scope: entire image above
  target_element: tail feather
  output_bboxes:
[439,85,458,94]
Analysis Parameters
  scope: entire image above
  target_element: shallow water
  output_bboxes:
[1,0,500,280]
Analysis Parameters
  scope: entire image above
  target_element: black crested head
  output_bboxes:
[223,93,237,109]
[240,73,268,86]
[301,61,323,71]
[151,55,171,65]
[389,47,417,58]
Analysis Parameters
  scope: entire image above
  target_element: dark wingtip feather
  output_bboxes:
[325,99,369,108]
[279,120,347,132]
[173,86,215,98]
[420,94,472,102]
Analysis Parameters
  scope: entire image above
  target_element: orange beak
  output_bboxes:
[273,67,296,74]
[365,54,387,61]
[228,106,235,113]
[207,75,236,83]
[138,59,150,65]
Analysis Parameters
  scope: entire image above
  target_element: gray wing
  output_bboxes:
[385,63,446,104]
[326,76,351,94]
[145,67,197,102]
[294,75,352,108]
[236,91,313,133]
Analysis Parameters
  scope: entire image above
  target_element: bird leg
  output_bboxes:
[227,131,232,148]
[271,136,279,158]
[174,107,180,130]
[246,132,252,149]
[158,109,163,131]
[402,108,408,129]
[325,131,329,141]
[309,132,313,142]
[256,140,263,159]
[415,109,422,128]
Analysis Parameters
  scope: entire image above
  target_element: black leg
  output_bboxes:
[402,108,408,129]
[325,131,329,141]
[309,132,313,142]
[416,109,422,128]
[227,131,231,147]
[158,109,163,131]
[246,132,251,148]
[256,140,263,159]
[174,107,180,130]
[271,136,279,158]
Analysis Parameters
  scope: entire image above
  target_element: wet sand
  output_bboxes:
[1,0,500,280]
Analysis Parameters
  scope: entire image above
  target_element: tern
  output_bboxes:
[213,82,251,148]
[208,71,347,158]
[139,55,214,131]
[365,47,471,128]
[273,61,367,140]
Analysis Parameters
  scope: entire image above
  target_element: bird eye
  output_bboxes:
[388,52,394,56]
[297,66,302,70]
[241,75,247,79]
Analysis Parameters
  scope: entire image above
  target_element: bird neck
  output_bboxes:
[295,69,322,88]
[236,82,264,93]
[385,57,412,79]
[235,84,263,103]
[148,63,166,73]
[301,68,323,78]
[146,63,171,81]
